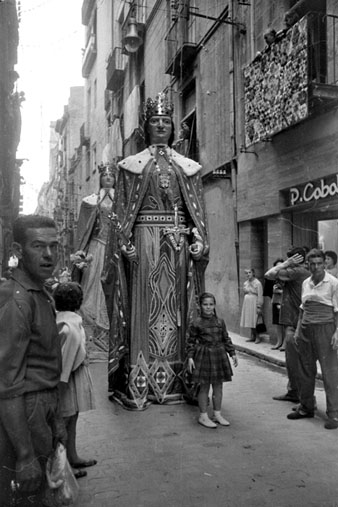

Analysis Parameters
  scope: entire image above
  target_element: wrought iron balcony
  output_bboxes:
[244,12,338,146]
[165,18,197,78]
[82,33,97,78]
[106,47,126,93]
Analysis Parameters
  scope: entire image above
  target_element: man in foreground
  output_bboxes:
[0,215,65,505]
[287,249,338,429]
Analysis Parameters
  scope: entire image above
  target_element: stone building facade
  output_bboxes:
[38,87,84,268]
[0,0,21,275]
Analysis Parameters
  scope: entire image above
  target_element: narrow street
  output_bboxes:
[75,351,338,507]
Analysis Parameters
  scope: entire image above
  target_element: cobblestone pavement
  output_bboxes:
[74,336,337,507]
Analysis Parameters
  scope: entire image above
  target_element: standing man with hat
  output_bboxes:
[106,91,209,410]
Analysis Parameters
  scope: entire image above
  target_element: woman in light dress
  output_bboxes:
[240,268,263,343]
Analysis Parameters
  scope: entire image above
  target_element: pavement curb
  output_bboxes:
[230,331,323,381]
[233,342,287,368]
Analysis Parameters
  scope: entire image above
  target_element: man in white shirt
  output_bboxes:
[287,249,338,429]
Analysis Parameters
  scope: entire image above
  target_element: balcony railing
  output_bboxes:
[82,33,97,78]
[165,18,197,78]
[106,47,126,93]
[244,12,338,146]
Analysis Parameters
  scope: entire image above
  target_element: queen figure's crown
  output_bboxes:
[98,162,116,176]
[144,91,174,121]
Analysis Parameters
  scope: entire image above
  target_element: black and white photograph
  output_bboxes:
[1,1,338,506]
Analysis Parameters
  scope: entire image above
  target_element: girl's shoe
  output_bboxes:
[198,413,217,428]
[213,411,230,426]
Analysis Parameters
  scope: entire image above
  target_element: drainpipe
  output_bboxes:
[230,0,240,289]
[250,0,255,61]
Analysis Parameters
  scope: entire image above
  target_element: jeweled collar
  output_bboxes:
[118,147,201,176]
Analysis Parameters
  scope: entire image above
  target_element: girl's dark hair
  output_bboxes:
[287,246,306,261]
[143,118,175,147]
[199,292,217,317]
[199,292,216,305]
[325,250,337,265]
[53,282,83,312]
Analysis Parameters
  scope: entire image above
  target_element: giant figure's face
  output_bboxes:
[100,173,115,189]
[148,115,172,145]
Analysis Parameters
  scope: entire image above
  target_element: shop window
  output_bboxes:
[318,219,338,253]
[292,212,317,250]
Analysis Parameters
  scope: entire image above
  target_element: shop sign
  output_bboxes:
[286,174,338,207]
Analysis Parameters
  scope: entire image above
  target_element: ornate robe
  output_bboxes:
[105,147,209,410]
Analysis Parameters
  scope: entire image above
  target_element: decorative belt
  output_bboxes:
[135,211,187,226]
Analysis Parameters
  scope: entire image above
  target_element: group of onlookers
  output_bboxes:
[241,246,338,430]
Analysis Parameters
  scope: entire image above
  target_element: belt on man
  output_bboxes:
[135,211,187,226]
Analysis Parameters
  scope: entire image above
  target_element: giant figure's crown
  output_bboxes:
[98,163,116,176]
[144,91,174,121]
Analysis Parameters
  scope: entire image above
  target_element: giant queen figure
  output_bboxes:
[73,163,116,361]
[106,91,209,410]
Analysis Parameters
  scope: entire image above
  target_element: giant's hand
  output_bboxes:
[121,244,138,262]
[189,242,203,260]
[16,455,43,493]
[188,358,195,373]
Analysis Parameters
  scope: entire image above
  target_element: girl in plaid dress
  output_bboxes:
[187,293,238,428]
